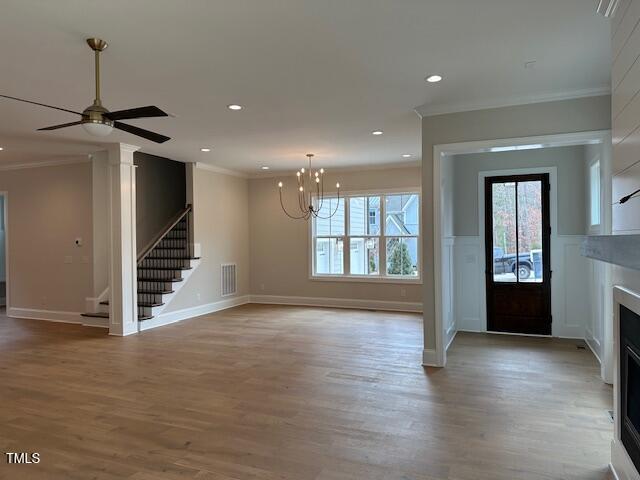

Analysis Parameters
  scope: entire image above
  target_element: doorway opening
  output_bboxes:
[0,193,7,310]
[484,173,551,335]
[433,130,612,375]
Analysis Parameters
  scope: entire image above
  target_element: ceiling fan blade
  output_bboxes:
[0,94,82,115]
[113,121,170,144]
[104,105,169,121]
[37,121,84,131]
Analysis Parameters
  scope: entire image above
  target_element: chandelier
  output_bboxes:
[278,153,341,220]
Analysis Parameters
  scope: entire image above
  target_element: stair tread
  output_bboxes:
[137,289,174,295]
[81,312,109,318]
[138,266,192,271]
[99,301,109,305]
[153,247,188,250]
[146,256,200,260]
[137,277,184,282]
[138,302,165,307]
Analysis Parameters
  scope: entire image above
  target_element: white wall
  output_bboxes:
[422,95,612,350]
[612,0,640,295]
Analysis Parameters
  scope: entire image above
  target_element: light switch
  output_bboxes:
[64,256,73,264]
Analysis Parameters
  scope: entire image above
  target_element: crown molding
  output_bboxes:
[414,86,611,118]
[0,156,90,172]
[194,162,249,179]
[248,160,421,179]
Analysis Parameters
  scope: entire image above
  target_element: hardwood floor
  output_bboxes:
[0,305,612,479]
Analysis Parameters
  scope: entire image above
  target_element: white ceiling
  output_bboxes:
[0,0,610,173]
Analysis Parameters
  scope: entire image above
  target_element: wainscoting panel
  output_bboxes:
[443,237,457,348]
[453,237,483,332]
[448,235,590,339]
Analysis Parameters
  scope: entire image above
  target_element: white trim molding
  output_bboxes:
[422,348,439,367]
[139,295,251,331]
[7,307,108,328]
[415,87,611,118]
[194,162,249,179]
[0,156,90,172]
[250,294,422,313]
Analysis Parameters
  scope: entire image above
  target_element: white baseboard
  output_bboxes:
[611,439,640,480]
[7,307,108,328]
[422,348,442,367]
[445,328,458,351]
[139,295,250,332]
[249,294,422,313]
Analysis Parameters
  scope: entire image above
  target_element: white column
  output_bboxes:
[108,143,140,336]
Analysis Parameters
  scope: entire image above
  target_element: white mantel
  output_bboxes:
[612,286,640,480]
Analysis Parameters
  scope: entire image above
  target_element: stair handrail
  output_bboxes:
[137,204,192,265]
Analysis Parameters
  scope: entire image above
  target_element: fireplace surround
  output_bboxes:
[613,287,640,480]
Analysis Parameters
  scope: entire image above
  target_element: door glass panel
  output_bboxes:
[517,181,543,283]
[491,182,517,283]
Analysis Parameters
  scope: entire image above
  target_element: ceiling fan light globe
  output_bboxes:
[82,121,113,137]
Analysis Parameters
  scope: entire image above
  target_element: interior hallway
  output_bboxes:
[0,305,612,479]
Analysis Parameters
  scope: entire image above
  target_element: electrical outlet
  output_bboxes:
[64,256,73,264]
[81,255,90,264]
[40,296,47,306]
[400,288,407,298]
[260,283,265,291]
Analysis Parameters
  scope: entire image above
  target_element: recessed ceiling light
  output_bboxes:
[402,154,412,158]
[200,148,211,152]
[425,74,443,83]
[261,166,270,170]
[0,147,3,151]
[228,104,243,111]
[372,130,383,136]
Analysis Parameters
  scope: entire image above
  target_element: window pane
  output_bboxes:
[349,197,366,235]
[350,196,380,236]
[315,238,343,274]
[491,182,517,283]
[385,194,419,235]
[386,237,418,276]
[517,181,542,283]
[368,196,381,235]
[315,197,345,236]
[590,161,600,226]
[350,238,379,275]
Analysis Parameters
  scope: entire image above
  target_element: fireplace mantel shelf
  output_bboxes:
[581,235,640,271]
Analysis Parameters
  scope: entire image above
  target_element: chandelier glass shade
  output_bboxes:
[278,153,341,220]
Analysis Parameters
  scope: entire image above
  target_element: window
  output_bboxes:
[312,192,420,281]
[590,160,601,227]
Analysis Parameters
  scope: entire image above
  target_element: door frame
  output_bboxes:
[479,167,557,334]
[0,191,8,311]
[432,130,612,369]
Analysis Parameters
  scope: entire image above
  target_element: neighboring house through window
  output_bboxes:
[311,191,420,281]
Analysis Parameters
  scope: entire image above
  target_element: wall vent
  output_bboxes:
[221,263,237,297]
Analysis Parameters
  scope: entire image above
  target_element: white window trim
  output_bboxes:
[309,188,422,284]
[588,157,601,233]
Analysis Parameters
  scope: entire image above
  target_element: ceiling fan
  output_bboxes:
[0,38,171,143]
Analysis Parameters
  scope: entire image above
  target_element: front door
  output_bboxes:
[484,174,551,335]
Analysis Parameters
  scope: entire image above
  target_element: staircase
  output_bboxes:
[82,205,199,326]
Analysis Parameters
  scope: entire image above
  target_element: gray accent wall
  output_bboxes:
[134,152,186,254]
[451,145,587,237]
